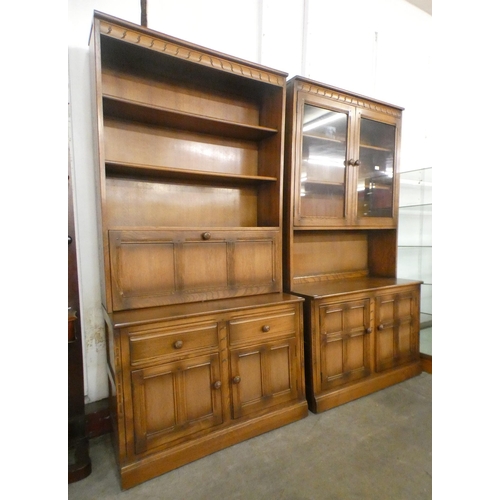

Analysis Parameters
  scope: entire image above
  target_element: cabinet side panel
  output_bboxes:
[90,21,113,310]
[368,229,397,277]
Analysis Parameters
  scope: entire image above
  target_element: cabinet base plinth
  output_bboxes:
[308,361,422,414]
[118,400,308,490]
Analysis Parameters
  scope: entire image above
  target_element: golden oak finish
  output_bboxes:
[103,294,307,488]
[284,76,422,413]
[91,12,289,313]
[90,12,307,489]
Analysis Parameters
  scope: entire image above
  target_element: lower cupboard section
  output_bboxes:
[104,295,308,489]
[300,282,422,414]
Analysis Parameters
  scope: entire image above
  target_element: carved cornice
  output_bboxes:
[296,81,402,118]
[99,20,286,87]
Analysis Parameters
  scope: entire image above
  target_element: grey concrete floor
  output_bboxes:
[69,373,431,500]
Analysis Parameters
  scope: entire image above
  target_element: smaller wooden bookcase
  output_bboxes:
[283,76,422,413]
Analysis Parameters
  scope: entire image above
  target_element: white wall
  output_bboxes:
[68,0,431,403]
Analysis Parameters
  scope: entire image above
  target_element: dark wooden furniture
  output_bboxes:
[89,12,307,489]
[68,152,91,482]
[283,76,422,413]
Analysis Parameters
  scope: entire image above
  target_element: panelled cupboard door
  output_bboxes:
[318,298,371,390]
[131,353,223,454]
[374,289,420,372]
[290,78,401,229]
[229,338,298,419]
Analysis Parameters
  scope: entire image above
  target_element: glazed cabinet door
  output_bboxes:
[374,288,420,372]
[289,82,401,229]
[352,109,400,227]
[318,297,371,390]
[131,352,223,454]
[294,94,354,227]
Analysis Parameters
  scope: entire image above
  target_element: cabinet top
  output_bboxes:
[287,75,404,115]
[91,11,288,87]
[104,293,304,329]
[290,277,422,299]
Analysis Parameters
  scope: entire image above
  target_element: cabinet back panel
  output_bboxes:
[298,192,345,219]
[106,177,258,227]
[293,232,368,279]
[104,119,259,176]
[102,69,261,126]
[100,35,282,127]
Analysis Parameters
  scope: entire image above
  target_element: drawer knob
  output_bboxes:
[262,325,271,333]
[173,340,184,349]
[232,375,241,384]
[366,327,372,334]
[378,324,384,331]
[202,232,211,240]
[213,381,222,390]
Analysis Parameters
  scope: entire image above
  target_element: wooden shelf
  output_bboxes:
[303,132,346,144]
[103,96,278,141]
[302,179,344,188]
[359,143,393,152]
[105,160,278,185]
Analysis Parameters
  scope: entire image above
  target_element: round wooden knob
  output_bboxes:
[348,158,356,166]
[378,324,384,331]
[173,340,183,349]
[232,376,241,384]
[366,327,372,334]
[202,232,211,240]
[213,381,222,390]
[262,325,271,332]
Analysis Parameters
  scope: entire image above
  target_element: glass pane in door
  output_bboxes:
[357,118,396,217]
[299,104,348,219]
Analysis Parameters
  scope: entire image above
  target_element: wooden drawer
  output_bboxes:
[129,321,219,366]
[228,306,297,346]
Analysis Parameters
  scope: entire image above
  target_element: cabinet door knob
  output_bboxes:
[377,324,384,331]
[366,327,372,334]
[202,232,211,240]
[213,380,222,390]
[262,325,271,332]
[348,158,356,166]
[173,340,183,349]
[232,375,241,384]
[354,159,360,166]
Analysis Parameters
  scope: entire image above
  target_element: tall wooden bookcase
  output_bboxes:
[89,12,307,489]
[283,76,422,413]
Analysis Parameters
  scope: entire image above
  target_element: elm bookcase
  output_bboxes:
[283,76,422,413]
[89,12,307,489]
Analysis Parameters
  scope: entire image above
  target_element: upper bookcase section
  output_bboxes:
[90,12,288,310]
[90,11,287,130]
